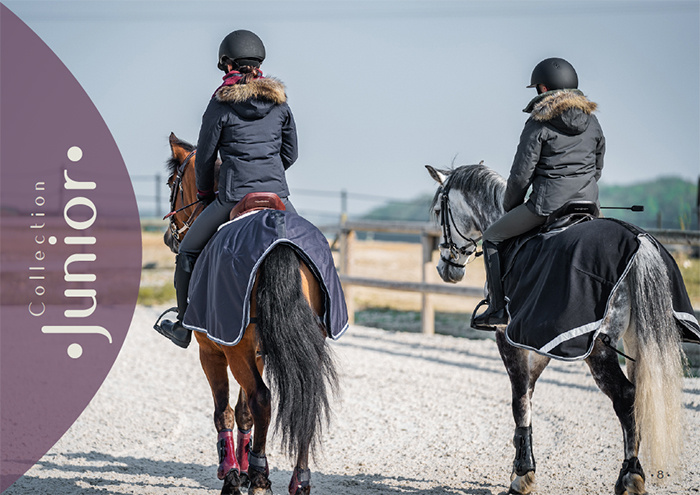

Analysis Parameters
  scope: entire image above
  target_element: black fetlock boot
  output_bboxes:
[512,425,536,476]
[471,240,509,330]
[153,253,195,348]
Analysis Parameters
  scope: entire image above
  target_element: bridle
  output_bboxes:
[164,150,203,248]
[438,186,483,268]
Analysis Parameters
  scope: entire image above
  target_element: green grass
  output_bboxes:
[138,283,175,306]
[676,254,699,301]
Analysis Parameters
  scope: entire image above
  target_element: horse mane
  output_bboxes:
[430,164,507,232]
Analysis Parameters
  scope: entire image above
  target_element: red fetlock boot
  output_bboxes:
[236,428,251,472]
[216,429,240,480]
[236,428,251,483]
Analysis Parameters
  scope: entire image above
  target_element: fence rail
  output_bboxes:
[338,220,700,335]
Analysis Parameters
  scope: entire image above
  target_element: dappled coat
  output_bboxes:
[195,75,298,203]
[504,89,606,216]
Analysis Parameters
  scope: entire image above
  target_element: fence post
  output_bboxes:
[420,232,436,335]
[339,223,355,324]
[340,189,348,225]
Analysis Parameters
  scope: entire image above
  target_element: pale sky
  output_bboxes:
[4,0,699,221]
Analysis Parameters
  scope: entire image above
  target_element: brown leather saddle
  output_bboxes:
[229,192,286,220]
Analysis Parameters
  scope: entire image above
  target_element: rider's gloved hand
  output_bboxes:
[196,189,216,206]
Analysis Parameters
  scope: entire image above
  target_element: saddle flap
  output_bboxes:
[230,192,286,220]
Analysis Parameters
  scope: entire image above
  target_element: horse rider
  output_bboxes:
[155,29,299,348]
[472,57,606,329]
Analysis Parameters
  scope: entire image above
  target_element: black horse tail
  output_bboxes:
[255,243,338,462]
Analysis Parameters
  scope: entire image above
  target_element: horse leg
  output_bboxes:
[194,333,243,495]
[286,260,325,495]
[233,388,253,487]
[226,327,273,495]
[243,375,272,495]
[496,329,550,495]
[288,450,311,495]
[585,339,645,495]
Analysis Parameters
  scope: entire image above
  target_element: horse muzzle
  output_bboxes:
[437,256,466,283]
[163,229,179,254]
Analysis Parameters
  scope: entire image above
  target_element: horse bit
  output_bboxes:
[438,186,483,268]
[164,150,202,246]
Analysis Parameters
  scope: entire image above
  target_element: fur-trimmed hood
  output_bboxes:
[214,77,287,120]
[215,77,287,105]
[524,89,598,136]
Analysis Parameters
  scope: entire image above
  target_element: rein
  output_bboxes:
[438,187,483,268]
[164,150,203,245]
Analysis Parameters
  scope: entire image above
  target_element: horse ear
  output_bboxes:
[425,165,448,185]
[168,132,191,163]
[169,132,179,154]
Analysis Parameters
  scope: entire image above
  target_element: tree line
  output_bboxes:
[362,176,699,231]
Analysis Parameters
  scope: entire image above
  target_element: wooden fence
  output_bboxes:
[337,220,700,335]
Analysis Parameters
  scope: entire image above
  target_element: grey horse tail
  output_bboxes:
[255,243,339,462]
[624,235,685,473]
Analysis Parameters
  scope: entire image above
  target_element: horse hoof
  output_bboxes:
[220,469,243,495]
[615,473,647,495]
[249,487,274,495]
[509,470,535,495]
[240,471,250,488]
[615,457,647,495]
[248,468,273,495]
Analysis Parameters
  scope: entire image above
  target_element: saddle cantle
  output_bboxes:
[230,192,286,220]
[542,200,600,233]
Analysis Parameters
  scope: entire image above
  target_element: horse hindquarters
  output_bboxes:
[256,244,338,493]
[623,236,684,476]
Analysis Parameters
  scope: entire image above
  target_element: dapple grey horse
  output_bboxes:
[427,164,689,495]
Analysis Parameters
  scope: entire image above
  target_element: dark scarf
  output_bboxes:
[213,69,265,96]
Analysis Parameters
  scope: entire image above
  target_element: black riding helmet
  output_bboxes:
[527,58,578,90]
[217,30,266,72]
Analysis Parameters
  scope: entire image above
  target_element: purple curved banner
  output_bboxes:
[0,5,142,491]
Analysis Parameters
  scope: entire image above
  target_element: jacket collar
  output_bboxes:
[214,76,287,105]
[523,89,597,121]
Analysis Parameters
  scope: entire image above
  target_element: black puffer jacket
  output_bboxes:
[504,89,605,216]
[195,76,298,203]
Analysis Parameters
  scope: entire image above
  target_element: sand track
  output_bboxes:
[5,306,699,494]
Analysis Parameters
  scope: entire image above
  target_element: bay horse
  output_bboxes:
[162,133,338,495]
[426,164,692,495]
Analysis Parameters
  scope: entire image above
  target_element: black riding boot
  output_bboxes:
[153,253,195,348]
[471,240,509,330]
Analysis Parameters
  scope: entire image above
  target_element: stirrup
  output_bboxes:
[153,307,192,349]
[470,299,508,330]
[154,306,178,326]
